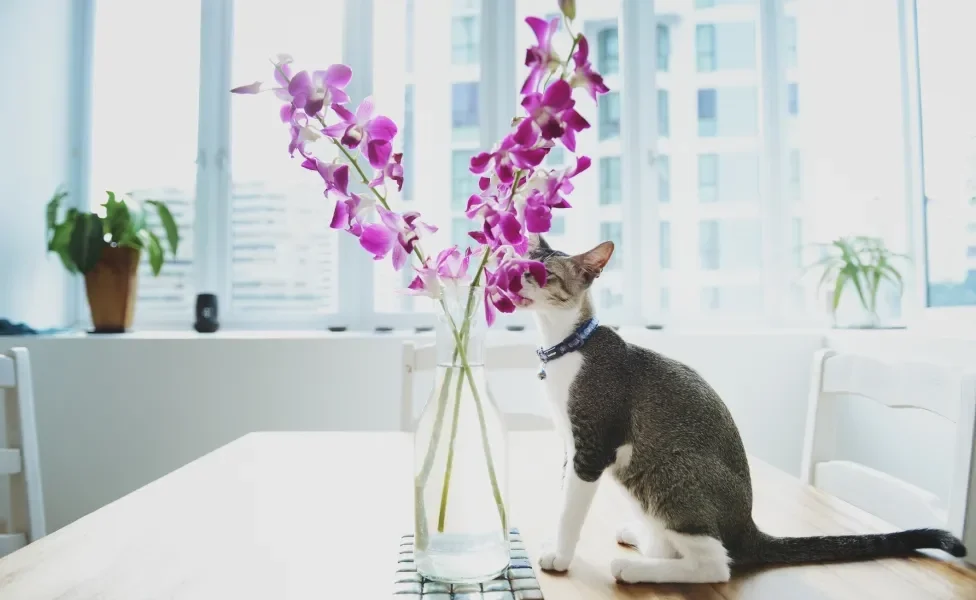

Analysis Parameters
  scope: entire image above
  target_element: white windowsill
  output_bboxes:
[19,325,976,343]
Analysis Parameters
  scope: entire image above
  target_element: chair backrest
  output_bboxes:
[0,347,46,556]
[801,349,976,537]
[401,342,551,431]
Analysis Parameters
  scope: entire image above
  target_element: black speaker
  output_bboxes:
[194,293,220,333]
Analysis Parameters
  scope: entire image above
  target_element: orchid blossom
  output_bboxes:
[230,1,607,320]
[323,97,398,169]
[230,0,607,542]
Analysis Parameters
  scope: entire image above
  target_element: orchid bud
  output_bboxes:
[558,0,576,21]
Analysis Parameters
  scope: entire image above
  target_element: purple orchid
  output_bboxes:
[231,2,612,332]
[329,193,373,237]
[465,192,527,253]
[569,37,610,101]
[520,79,590,152]
[405,246,477,298]
[370,153,405,191]
[280,65,352,117]
[543,155,591,207]
[323,98,397,169]
[483,252,547,325]
[301,158,350,198]
[522,17,561,95]
[359,207,436,270]
[469,122,547,184]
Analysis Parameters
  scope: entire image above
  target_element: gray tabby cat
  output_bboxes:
[518,236,967,584]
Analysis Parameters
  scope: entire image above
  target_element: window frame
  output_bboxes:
[72,0,884,332]
[902,0,976,330]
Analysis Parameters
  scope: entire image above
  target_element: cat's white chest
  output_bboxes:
[540,352,583,453]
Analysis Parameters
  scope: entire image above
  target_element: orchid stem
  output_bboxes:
[431,171,523,531]
[436,365,465,531]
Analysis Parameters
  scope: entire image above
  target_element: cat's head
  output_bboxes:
[517,235,614,312]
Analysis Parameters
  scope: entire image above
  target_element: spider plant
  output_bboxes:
[806,236,909,326]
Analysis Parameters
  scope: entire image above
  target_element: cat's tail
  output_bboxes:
[733,526,967,567]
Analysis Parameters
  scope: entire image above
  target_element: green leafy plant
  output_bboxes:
[46,188,180,275]
[806,236,909,319]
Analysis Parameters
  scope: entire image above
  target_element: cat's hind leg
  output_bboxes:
[616,517,679,558]
[611,529,731,584]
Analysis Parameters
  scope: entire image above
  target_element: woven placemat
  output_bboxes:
[393,528,543,599]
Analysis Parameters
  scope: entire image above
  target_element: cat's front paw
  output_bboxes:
[537,546,572,572]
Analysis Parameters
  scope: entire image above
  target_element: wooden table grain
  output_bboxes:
[1,432,974,599]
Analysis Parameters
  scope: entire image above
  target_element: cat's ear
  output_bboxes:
[527,234,552,252]
[572,241,614,280]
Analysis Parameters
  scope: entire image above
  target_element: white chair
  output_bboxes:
[0,347,46,556]
[401,342,552,431]
[801,348,976,539]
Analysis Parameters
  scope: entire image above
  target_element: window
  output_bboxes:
[229,1,346,317]
[452,217,474,250]
[600,289,624,309]
[89,0,201,320]
[597,27,619,75]
[549,216,566,236]
[788,83,799,116]
[451,82,479,141]
[600,157,621,205]
[452,16,479,65]
[696,25,715,71]
[697,87,758,137]
[452,151,472,210]
[79,0,813,329]
[402,86,415,201]
[660,221,671,269]
[547,147,566,167]
[696,23,755,72]
[658,90,669,138]
[699,153,760,204]
[699,155,718,203]
[600,91,621,140]
[699,220,762,271]
[789,149,801,201]
[600,221,623,271]
[785,17,797,68]
[658,155,671,204]
[700,285,763,315]
[697,89,716,136]
[792,218,804,269]
[657,24,670,72]
[917,0,976,307]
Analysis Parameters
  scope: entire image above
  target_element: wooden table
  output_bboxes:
[1,433,974,599]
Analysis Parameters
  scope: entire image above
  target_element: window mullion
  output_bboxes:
[341,0,376,331]
[621,0,659,326]
[897,0,927,321]
[194,0,231,316]
[68,0,96,327]
[481,0,516,145]
[758,0,789,326]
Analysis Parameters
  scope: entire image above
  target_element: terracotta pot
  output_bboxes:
[84,246,140,333]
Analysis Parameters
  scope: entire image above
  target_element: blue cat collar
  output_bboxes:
[536,317,599,379]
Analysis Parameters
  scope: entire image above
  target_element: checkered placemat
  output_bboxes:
[393,528,543,599]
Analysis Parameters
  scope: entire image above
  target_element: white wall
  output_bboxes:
[2,330,824,532]
[5,328,974,535]
[0,0,79,329]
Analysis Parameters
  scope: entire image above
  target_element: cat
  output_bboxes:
[517,235,967,584]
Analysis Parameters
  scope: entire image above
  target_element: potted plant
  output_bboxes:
[807,236,909,328]
[46,189,180,333]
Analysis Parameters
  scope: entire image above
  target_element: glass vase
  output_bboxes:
[413,284,509,584]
